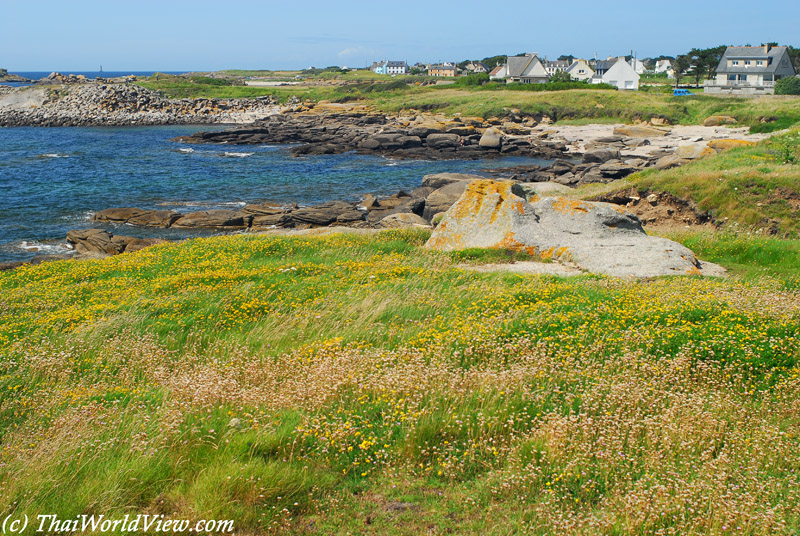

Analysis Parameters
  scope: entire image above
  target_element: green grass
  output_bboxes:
[1,229,799,534]
[135,74,800,131]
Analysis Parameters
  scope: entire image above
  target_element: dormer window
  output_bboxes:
[757,60,764,66]
[731,60,740,66]
[745,60,751,66]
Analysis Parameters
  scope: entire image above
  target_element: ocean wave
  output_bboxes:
[178,147,195,154]
[60,211,94,222]
[156,201,247,208]
[17,241,75,255]
[222,152,254,158]
[38,153,71,158]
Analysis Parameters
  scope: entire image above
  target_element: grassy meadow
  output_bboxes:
[1,228,800,535]
[137,73,800,132]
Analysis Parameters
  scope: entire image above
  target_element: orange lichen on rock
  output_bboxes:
[552,198,591,215]
[708,139,757,152]
[450,180,525,222]
[496,231,538,256]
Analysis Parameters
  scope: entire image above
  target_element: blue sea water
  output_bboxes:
[1,71,186,87]
[0,125,555,263]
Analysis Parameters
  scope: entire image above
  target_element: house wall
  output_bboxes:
[568,61,594,81]
[601,59,639,90]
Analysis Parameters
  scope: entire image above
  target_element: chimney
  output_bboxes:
[764,44,772,53]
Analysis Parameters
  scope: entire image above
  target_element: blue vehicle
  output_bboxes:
[673,89,692,96]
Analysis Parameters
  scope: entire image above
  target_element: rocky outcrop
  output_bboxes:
[93,208,181,227]
[613,125,671,138]
[425,179,724,278]
[0,84,278,127]
[172,112,568,161]
[172,210,252,229]
[703,115,737,127]
[66,229,164,257]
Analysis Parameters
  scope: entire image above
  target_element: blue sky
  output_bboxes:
[1,0,798,71]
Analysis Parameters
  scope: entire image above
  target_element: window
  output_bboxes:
[731,60,740,66]
[757,60,764,66]
[745,60,751,66]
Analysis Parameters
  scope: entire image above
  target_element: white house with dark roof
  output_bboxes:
[705,45,796,94]
[590,56,640,90]
[566,59,594,81]
[386,61,408,75]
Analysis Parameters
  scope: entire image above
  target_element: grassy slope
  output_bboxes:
[1,230,799,535]
[136,74,800,131]
[581,130,800,236]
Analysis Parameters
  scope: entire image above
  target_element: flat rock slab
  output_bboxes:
[458,261,583,277]
[425,179,725,278]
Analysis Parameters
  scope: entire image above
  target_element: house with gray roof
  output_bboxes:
[590,57,640,90]
[506,54,549,84]
[386,61,408,75]
[706,45,796,95]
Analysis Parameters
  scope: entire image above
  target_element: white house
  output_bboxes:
[655,59,675,78]
[628,58,646,74]
[544,60,570,76]
[706,45,796,95]
[488,65,507,80]
[591,56,640,90]
[386,61,408,75]
[566,59,594,81]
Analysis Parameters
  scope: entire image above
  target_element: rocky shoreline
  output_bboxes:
[173,106,570,161]
[0,83,278,126]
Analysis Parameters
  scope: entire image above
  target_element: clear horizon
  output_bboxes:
[2,0,798,71]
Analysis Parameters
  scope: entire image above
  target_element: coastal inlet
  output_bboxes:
[0,125,559,264]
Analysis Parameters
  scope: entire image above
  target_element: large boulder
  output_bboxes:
[613,125,671,138]
[583,148,620,164]
[675,144,716,160]
[478,127,503,149]
[172,210,251,229]
[291,201,355,226]
[425,133,460,149]
[707,139,756,152]
[92,208,181,228]
[654,154,689,170]
[421,173,485,189]
[424,179,723,278]
[66,229,164,257]
[423,181,471,221]
[377,213,431,229]
[703,115,737,127]
[598,161,638,179]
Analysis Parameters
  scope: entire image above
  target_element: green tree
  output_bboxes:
[481,55,507,70]
[550,70,572,83]
[775,76,800,95]
[687,46,727,87]
[788,46,800,72]
[673,55,690,86]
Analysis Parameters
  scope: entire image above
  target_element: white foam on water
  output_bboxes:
[38,153,70,158]
[222,152,254,158]
[18,241,75,255]
[178,147,195,153]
